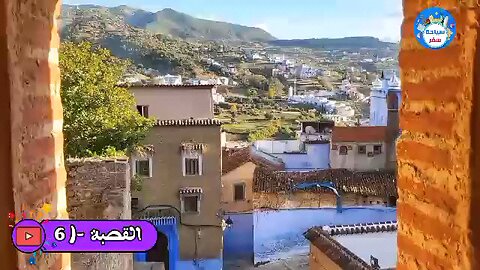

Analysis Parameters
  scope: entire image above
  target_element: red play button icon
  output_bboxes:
[16,227,42,246]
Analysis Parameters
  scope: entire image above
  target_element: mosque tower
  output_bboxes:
[369,72,388,126]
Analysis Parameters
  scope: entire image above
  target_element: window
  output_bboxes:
[387,93,399,110]
[234,183,246,201]
[136,105,149,117]
[182,195,200,213]
[182,150,203,176]
[374,145,382,154]
[131,198,139,210]
[135,158,152,177]
[339,146,348,155]
[358,145,366,154]
[184,158,200,176]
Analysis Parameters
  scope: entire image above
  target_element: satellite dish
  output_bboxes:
[305,126,317,134]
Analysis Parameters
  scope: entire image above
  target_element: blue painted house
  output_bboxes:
[221,162,397,266]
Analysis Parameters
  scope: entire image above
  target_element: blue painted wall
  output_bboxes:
[177,258,223,270]
[223,213,254,261]
[253,207,397,264]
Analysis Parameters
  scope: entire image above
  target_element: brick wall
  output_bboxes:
[66,158,133,270]
[3,0,69,269]
[398,1,479,269]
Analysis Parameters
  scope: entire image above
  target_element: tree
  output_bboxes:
[247,88,259,97]
[268,78,285,98]
[60,42,155,157]
[248,120,281,142]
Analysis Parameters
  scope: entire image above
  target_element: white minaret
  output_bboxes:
[288,86,294,97]
[369,72,388,126]
[370,71,402,126]
[293,78,297,95]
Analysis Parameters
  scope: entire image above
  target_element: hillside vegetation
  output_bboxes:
[62,5,276,42]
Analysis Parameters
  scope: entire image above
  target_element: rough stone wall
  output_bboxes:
[2,0,70,269]
[254,192,388,210]
[66,159,133,270]
[398,1,479,269]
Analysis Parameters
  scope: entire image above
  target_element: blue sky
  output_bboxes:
[64,0,403,41]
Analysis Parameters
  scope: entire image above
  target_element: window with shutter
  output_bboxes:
[135,159,151,177]
[184,158,200,176]
[183,196,200,213]
[234,183,246,201]
[136,105,149,117]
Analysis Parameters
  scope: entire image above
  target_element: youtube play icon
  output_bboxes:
[16,227,42,246]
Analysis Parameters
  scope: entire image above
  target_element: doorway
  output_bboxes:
[147,232,170,270]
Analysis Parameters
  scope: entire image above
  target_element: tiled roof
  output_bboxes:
[222,147,285,175]
[156,118,222,127]
[305,229,372,270]
[305,221,398,270]
[253,167,397,198]
[121,83,216,89]
[181,142,205,151]
[332,126,387,143]
[323,221,398,236]
[179,187,203,194]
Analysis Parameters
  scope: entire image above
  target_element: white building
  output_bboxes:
[251,121,334,172]
[370,72,402,126]
[330,126,388,171]
[163,74,182,85]
[216,77,229,86]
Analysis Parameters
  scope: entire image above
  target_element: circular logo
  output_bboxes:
[12,219,46,253]
[414,7,456,50]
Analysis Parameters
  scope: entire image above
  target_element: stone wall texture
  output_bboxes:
[398,1,480,269]
[254,192,389,210]
[2,0,70,268]
[66,158,133,270]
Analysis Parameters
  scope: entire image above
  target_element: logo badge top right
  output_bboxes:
[415,7,456,50]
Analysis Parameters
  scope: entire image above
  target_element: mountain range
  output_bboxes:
[62,4,276,42]
[60,4,397,76]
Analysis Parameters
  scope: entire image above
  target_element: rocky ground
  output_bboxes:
[224,255,309,270]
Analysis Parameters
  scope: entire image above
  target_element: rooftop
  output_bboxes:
[332,126,387,143]
[156,118,222,127]
[253,167,397,198]
[222,147,285,175]
[121,83,216,89]
[305,221,398,270]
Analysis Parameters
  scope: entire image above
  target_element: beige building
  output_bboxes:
[130,84,216,120]
[129,85,223,265]
[330,126,389,171]
[221,147,284,213]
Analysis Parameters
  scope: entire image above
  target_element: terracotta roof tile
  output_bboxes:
[304,221,398,270]
[222,147,285,175]
[304,228,372,270]
[253,167,397,198]
[179,187,203,194]
[156,118,222,127]
[332,126,387,143]
[122,84,216,89]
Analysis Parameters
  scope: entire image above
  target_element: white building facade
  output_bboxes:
[369,73,402,126]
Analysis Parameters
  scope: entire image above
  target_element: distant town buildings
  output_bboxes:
[163,74,182,85]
